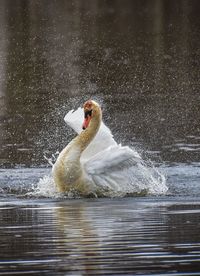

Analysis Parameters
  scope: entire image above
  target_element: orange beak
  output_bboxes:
[82,110,92,130]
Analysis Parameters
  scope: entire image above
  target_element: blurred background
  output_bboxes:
[0,0,199,168]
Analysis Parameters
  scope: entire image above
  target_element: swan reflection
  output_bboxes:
[53,202,102,273]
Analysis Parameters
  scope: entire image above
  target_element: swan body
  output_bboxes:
[52,100,166,196]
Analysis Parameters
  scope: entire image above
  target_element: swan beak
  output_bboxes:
[82,110,92,130]
[82,116,91,130]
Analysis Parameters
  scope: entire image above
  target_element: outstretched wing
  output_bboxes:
[64,107,117,160]
[83,145,144,193]
[84,145,141,174]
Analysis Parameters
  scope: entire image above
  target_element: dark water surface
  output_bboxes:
[0,197,200,276]
[0,0,200,275]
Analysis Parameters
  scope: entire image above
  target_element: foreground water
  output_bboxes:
[0,0,200,275]
[0,164,200,275]
[0,197,200,275]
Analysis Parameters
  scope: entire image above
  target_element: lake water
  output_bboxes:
[0,0,200,275]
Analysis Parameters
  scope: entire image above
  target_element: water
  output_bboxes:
[0,0,200,275]
[0,198,200,275]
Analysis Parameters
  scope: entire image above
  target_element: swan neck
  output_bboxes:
[76,111,101,152]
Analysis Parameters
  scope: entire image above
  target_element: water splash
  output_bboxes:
[0,159,167,199]
[31,150,167,198]
[28,175,57,198]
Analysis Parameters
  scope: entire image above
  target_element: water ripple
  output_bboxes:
[0,198,199,275]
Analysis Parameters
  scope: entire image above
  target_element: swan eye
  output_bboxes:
[84,109,92,118]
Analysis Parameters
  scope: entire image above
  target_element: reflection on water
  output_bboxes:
[0,0,199,167]
[0,198,200,275]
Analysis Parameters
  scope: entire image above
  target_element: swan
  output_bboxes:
[52,100,166,196]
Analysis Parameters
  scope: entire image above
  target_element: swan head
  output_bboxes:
[82,100,101,130]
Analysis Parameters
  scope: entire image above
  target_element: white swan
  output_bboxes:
[52,100,166,196]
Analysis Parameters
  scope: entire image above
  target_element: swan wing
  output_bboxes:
[83,145,145,193]
[83,145,165,196]
[64,107,117,160]
[84,145,141,174]
[64,107,83,134]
